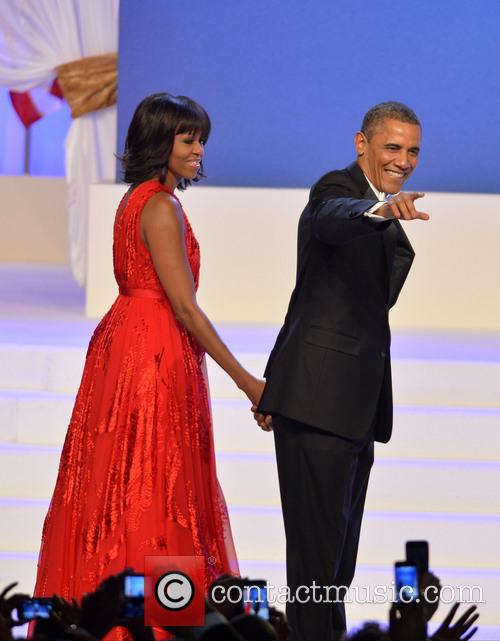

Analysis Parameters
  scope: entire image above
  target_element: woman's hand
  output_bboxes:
[246,377,274,433]
[241,375,266,407]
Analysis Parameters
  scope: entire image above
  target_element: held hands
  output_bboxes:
[243,376,274,431]
[80,571,126,638]
[251,405,273,432]
[239,375,273,431]
[379,192,430,221]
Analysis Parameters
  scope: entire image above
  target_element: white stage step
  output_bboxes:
[2,390,500,462]
[220,454,500,514]
[2,497,499,571]
[1,263,500,638]
[1,342,500,407]
[1,441,499,515]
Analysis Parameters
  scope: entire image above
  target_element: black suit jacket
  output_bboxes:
[257,162,415,443]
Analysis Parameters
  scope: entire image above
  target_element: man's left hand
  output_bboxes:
[251,406,273,431]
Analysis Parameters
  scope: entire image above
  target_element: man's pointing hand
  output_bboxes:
[379,192,430,221]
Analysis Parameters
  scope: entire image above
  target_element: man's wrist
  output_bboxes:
[364,201,392,220]
[364,204,393,221]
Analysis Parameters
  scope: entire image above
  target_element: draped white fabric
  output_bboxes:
[0,0,119,284]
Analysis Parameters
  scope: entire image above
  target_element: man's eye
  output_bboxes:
[184,139,194,144]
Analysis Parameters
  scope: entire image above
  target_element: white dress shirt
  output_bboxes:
[363,174,390,219]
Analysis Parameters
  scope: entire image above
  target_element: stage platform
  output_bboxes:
[1,263,499,637]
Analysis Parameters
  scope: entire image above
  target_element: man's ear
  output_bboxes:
[354,131,366,157]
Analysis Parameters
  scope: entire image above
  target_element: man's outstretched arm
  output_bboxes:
[312,191,429,246]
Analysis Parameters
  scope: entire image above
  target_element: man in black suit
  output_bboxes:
[255,102,429,641]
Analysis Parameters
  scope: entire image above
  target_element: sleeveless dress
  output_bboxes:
[32,180,238,609]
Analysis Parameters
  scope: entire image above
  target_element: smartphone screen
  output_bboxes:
[20,598,53,620]
[395,564,419,602]
[243,583,269,620]
[124,575,145,598]
[122,575,145,619]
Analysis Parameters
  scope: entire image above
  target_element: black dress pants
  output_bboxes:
[273,415,374,641]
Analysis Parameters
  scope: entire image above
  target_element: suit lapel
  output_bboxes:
[384,223,399,305]
[346,162,414,307]
[347,163,395,297]
[387,220,415,308]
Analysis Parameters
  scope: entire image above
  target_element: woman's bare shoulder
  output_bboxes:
[141,191,183,229]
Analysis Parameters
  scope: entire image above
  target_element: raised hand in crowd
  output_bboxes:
[49,595,81,631]
[268,607,291,641]
[389,601,427,641]
[208,575,245,620]
[431,603,479,641]
[0,612,12,641]
[31,595,87,641]
[0,582,30,629]
[78,572,127,639]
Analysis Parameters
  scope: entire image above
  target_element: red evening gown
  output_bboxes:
[32,180,238,611]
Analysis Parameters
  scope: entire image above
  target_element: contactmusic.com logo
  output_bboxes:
[145,556,205,626]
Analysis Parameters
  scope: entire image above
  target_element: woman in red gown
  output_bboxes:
[32,94,264,611]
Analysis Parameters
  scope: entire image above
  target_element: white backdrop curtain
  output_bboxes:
[0,0,119,285]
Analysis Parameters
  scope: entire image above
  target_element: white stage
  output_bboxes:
[1,178,500,637]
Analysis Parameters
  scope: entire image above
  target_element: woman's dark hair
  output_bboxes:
[119,92,211,189]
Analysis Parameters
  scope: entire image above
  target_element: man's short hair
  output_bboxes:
[361,101,420,139]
